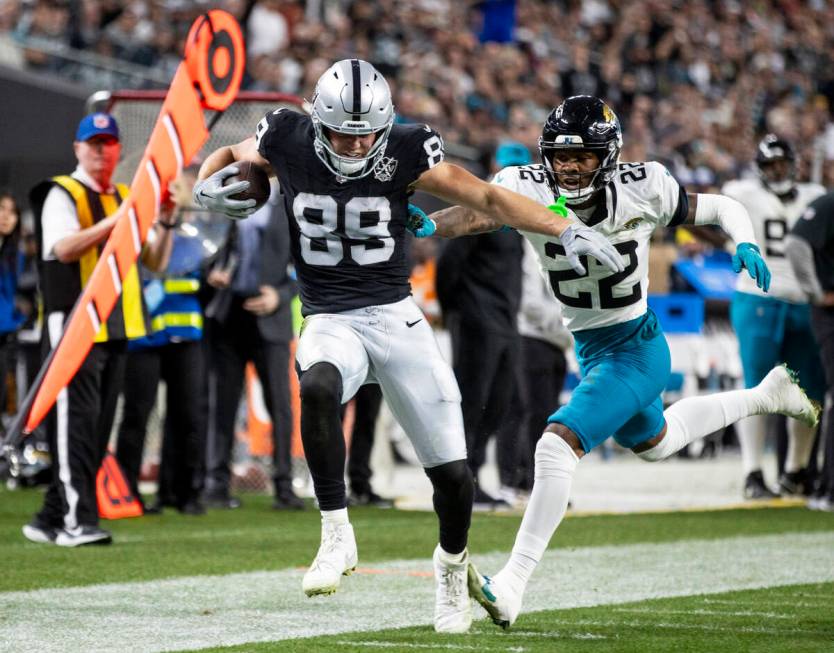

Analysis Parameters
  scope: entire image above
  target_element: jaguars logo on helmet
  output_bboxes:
[538,95,622,206]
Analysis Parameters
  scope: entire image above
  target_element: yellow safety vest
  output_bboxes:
[48,176,147,342]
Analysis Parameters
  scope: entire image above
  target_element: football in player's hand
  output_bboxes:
[225,161,270,211]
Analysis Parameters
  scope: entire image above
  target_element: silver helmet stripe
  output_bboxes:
[351,59,361,120]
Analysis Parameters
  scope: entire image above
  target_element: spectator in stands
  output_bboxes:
[7,1,833,190]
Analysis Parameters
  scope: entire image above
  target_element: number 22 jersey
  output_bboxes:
[255,109,444,315]
[492,161,688,332]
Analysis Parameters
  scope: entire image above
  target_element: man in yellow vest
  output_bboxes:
[24,113,174,547]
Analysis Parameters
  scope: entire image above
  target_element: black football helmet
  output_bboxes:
[538,96,622,205]
[755,134,796,196]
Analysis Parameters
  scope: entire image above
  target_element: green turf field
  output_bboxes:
[3,486,833,652]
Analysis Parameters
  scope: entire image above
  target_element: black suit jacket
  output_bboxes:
[207,195,296,343]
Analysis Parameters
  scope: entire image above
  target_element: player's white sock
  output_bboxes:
[639,388,768,462]
[785,419,815,473]
[500,433,578,592]
[736,415,768,475]
[437,547,467,564]
[321,507,349,525]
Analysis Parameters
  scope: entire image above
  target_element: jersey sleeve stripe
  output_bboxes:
[668,184,689,227]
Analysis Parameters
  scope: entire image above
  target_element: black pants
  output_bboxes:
[499,336,568,490]
[348,383,383,494]
[0,334,16,415]
[811,306,834,498]
[115,341,206,507]
[206,305,292,496]
[450,319,520,480]
[36,339,126,529]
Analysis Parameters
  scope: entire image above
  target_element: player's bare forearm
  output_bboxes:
[198,146,237,180]
[198,138,273,180]
[431,206,499,238]
[415,162,569,237]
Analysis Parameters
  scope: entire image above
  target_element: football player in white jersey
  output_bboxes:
[409,95,820,629]
[724,135,826,500]
[192,63,624,634]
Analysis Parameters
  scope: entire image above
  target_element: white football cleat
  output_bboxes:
[302,521,358,597]
[467,564,522,629]
[433,545,472,633]
[757,365,820,428]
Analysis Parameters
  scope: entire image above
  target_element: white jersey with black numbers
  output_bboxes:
[492,161,689,332]
[721,179,825,304]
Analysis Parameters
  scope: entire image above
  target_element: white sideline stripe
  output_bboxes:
[336,642,528,651]
[2,531,833,653]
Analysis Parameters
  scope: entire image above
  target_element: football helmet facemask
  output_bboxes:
[311,59,394,181]
[539,95,622,205]
[755,134,796,197]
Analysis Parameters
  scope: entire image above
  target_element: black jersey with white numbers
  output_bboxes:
[255,109,445,315]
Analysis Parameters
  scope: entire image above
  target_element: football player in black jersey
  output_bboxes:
[193,60,624,633]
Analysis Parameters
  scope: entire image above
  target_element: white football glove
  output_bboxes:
[192,164,256,219]
[560,223,624,275]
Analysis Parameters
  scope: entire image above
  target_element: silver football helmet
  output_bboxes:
[311,59,395,180]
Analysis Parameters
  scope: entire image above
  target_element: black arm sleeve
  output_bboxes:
[667,184,689,228]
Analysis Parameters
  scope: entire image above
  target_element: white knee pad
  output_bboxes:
[534,433,579,480]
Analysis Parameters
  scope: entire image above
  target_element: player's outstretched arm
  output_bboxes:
[194,138,274,219]
[415,161,570,236]
[682,193,771,292]
[413,161,624,273]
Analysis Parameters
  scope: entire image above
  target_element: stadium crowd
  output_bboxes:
[3,0,834,187]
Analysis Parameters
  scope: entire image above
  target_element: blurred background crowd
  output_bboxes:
[2,0,834,188]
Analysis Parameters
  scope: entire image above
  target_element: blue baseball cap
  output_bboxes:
[75,113,120,142]
[495,141,531,168]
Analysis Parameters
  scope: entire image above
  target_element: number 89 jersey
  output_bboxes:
[255,109,445,315]
[493,161,688,332]
[720,179,825,304]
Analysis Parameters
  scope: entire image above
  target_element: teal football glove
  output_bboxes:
[733,242,771,292]
[407,203,436,238]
